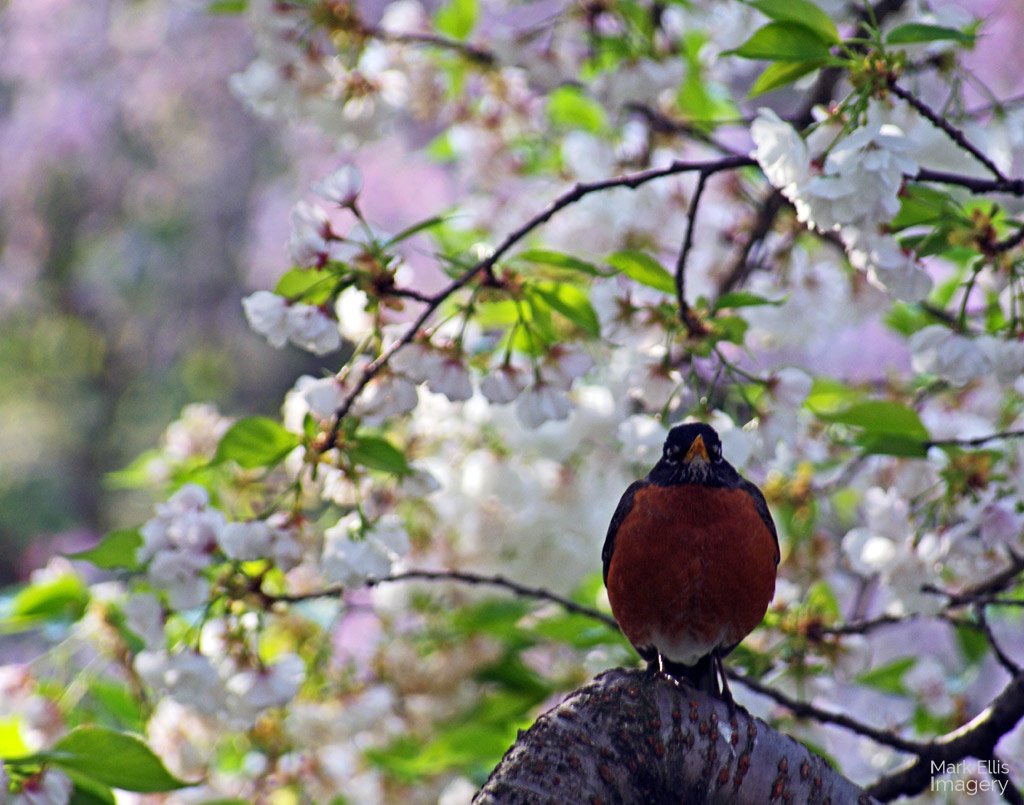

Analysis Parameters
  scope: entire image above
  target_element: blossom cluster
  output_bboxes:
[752,104,932,300]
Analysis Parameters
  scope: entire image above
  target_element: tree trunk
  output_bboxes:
[476,668,877,804]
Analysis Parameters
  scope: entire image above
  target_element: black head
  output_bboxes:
[648,422,736,486]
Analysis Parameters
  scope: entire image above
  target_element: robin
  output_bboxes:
[602,422,779,700]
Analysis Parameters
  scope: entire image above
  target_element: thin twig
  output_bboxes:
[889,80,1006,181]
[268,568,620,629]
[730,670,927,754]
[993,225,1024,255]
[975,605,1023,677]
[364,26,496,65]
[913,168,1024,196]
[716,190,785,299]
[675,170,710,333]
[925,429,1024,449]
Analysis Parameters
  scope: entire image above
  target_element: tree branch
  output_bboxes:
[675,170,710,334]
[266,568,619,629]
[476,668,878,804]
[889,79,1006,181]
[362,25,496,65]
[730,671,928,754]
[866,670,1024,801]
[913,168,1024,196]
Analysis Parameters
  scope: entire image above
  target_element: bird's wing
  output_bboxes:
[739,477,780,565]
[601,480,648,586]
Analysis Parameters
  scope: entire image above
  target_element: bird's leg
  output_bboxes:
[713,650,737,717]
[645,651,667,678]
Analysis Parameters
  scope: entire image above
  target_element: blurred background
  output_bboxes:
[0,0,453,584]
[0,0,327,583]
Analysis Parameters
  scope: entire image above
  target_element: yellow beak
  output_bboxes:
[684,434,709,464]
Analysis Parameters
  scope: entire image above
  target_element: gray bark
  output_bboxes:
[475,668,878,804]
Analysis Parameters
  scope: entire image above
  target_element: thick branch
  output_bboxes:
[476,669,877,804]
[867,670,1024,801]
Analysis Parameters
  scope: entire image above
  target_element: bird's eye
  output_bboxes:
[711,444,723,462]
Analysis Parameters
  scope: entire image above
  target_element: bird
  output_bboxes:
[602,422,779,700]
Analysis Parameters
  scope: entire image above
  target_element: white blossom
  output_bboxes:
[286,303,342,355]
[139,485,224,609]
[480,364,529,404]
[355,371,419,424]
[516,383,572,428]
[287,201,331,267]
[321,513,410,587]
[224,654,305,714]
[335,286,374,343]
[136,650,224,714]
[9,768,72,805]
[751,108,810,196]
[910,326,990,386]
[311,164,362,208]
[539,345,594,390]
[426,357,474,402]
[242,291,290,348]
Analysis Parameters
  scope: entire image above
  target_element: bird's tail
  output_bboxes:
[664,653,719,695]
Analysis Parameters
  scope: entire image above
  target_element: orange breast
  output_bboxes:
[606,484,777,664]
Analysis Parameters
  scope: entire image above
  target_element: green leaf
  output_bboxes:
[818,400,930,440]
[7,574,89,628]
[855,657,916,696]
[42,727,191,792]
[805,580,840,621]
[527,281,601,337]
[712,315,749,345]
[67,529,142,572]
[384,216,448,248]
[890,185,958,231]
[475,299,521,328]
[349,435,410,475]
[104,449,162,490]
[856,433,929,458]
[434,0,477,39]
[274,269,337,305]
[530,612,623,649]
[749,59,824,96]
[728,22,833,61]
[955,623,989,666]
[518,249,606,276]
[207,0,246,12]
[885,23,974,46]
[747,0,839,43]
[67,772,117,805]
[214,417,300,469]
[547,86,608,134]
[885,302,932,336]
[606,250,676,294]
[804,378,862,415]
[714,291,784,311]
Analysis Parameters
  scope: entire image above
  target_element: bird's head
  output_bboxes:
[650,422,731,485]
